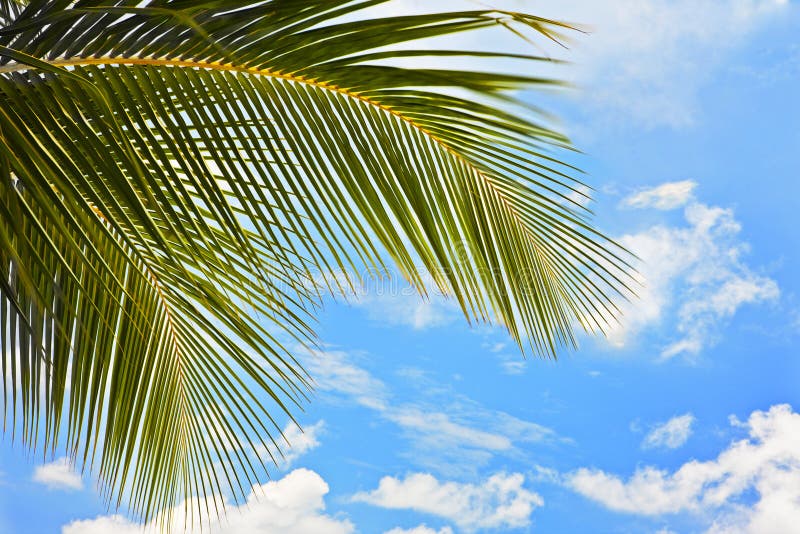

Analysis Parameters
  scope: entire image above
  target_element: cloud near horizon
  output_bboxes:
[568,404,800,533]
[353,472,543,532]
[384,526,454,534]
[62,469,354,534]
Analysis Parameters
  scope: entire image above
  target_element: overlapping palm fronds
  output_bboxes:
[0,0,632,526]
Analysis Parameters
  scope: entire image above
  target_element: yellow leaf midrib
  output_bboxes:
[0,56,520,211]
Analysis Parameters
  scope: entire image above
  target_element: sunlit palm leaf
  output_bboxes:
[0,0,632,526]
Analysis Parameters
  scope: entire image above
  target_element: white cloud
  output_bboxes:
[308,268,460,332]
[354,0,790,128]
[256,421,324,470]
[482,341,529,375]
[384,526,454,534]
[303,348,388,411]
[354,291,459,331]
[623,181,697,210]
[63,515,141,534]
[642,414,695,449]
[485,342,506,354]
[555,0,790,128]
[386,408,512,452]
[606,186,779,358]
[63,468,354,534]
[353,472,543,532]
[568,404,800,533]
[32,458,83,491]
[389,404,558,476]
[302,348,557,475]
[500,360,527,375]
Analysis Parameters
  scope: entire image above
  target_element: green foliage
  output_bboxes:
[0,0,631,527]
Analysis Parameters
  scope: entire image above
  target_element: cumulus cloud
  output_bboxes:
[384,526,454,534]
[568,404,800,533]
[256,421,325,470]
[63,515,141,534]
[63,468,354,534]
[32,458,83,491]
[608,184,779,358]
[642,414,695,449]
[353,472,543,532]
[302,348,557,474]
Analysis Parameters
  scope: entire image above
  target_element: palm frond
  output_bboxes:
[0,0,24,25]
[0,0,633,526]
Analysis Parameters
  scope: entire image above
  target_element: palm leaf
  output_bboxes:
[0,0,632,526]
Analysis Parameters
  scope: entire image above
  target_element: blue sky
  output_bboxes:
[2,1,799,533]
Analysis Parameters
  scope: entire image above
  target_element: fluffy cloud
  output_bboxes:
[63,468,354,534]
[63,515,141,534]
[32,458,83,491]
[303,348,557,474]
[609,183,779,358]
[353,472,542,532]
[568,405,800,533]
[384,526,453,534]
[256,421,325,470]
[642,414,695,449]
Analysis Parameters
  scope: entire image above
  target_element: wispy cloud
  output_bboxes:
[480,341,529,375]
[499,360,527,375]
[554,0,791,128]
[641,414,695,450]
[304,348,389,411]
[302,348,559,475]
[353,472,542,532]
[356,0,791,129]
[385,408,512,452]
[568,404,800,533]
